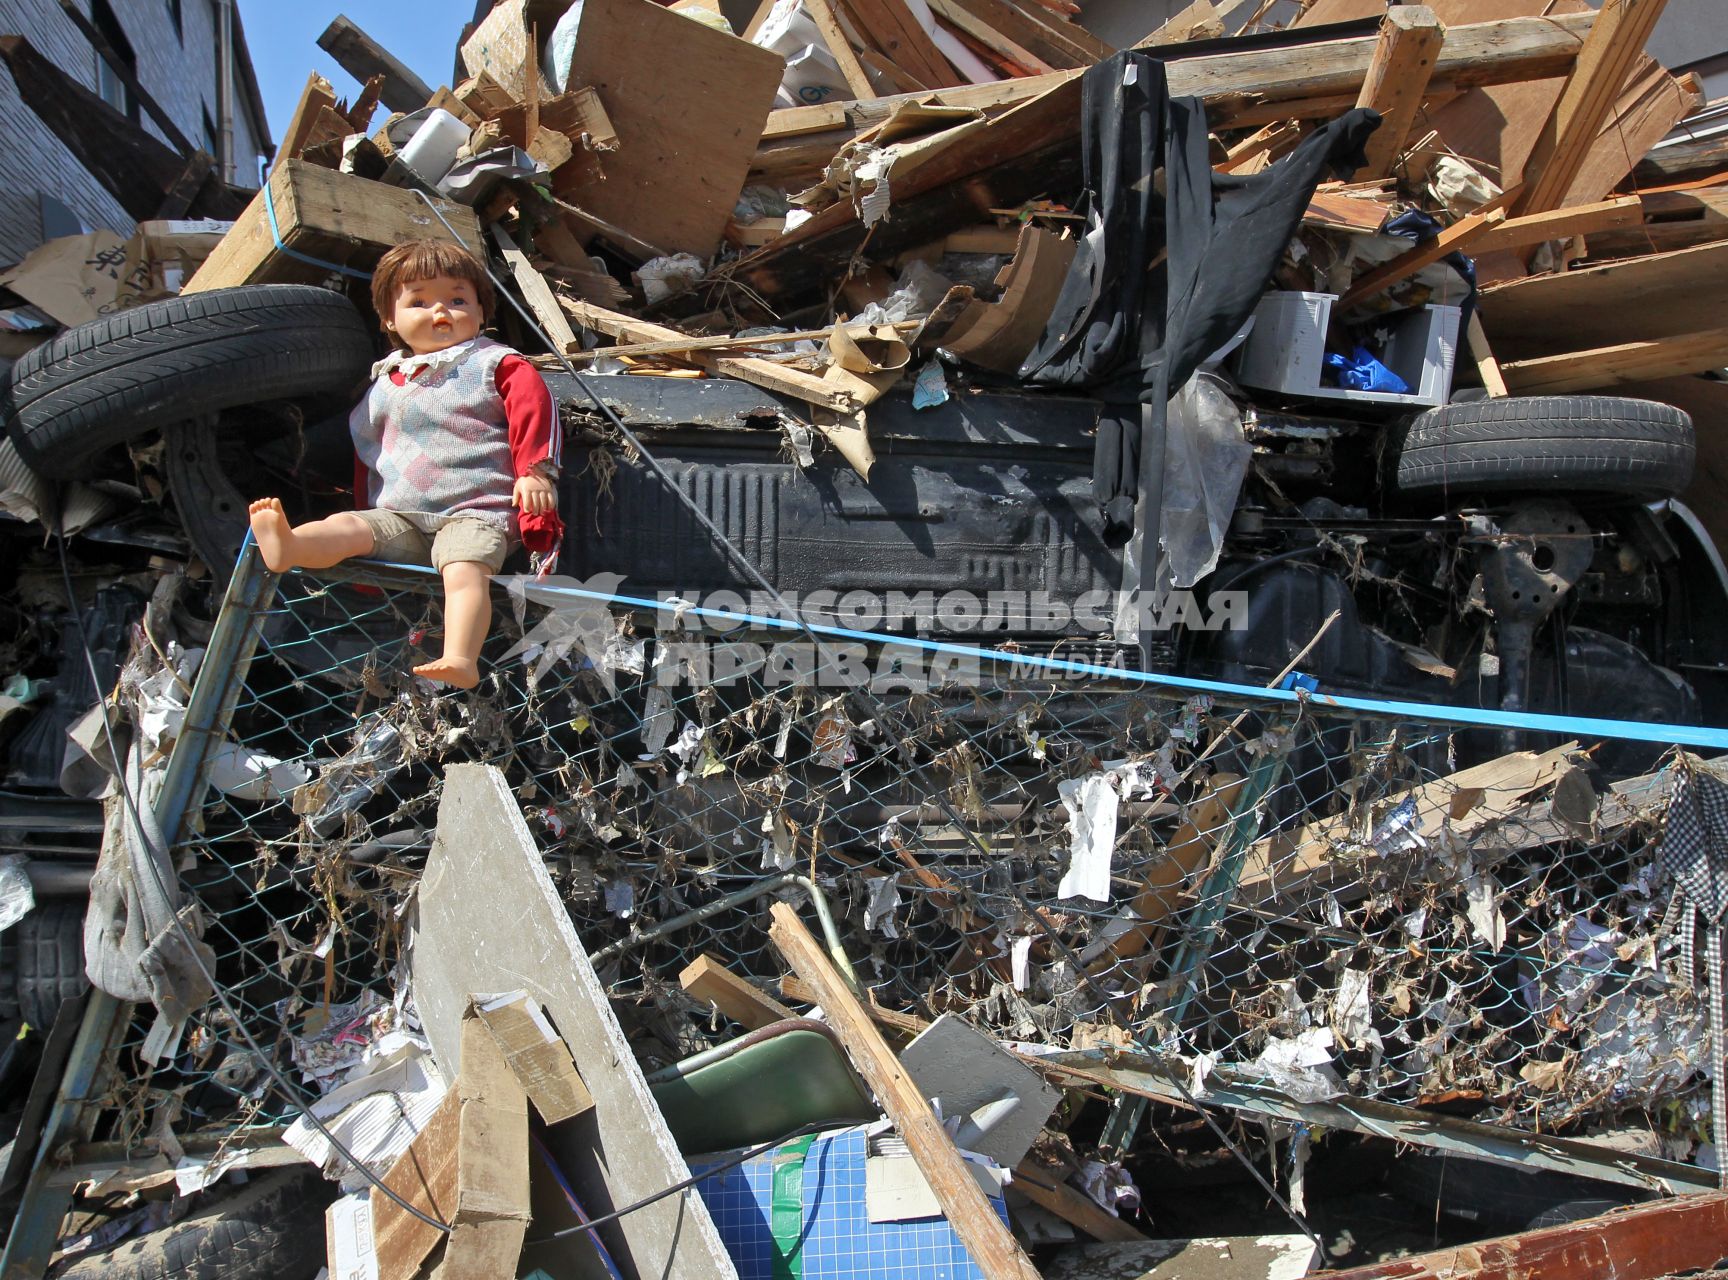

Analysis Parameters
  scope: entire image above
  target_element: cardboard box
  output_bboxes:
[182,161,484,294]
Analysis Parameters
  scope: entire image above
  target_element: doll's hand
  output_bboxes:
[513,473,557,514]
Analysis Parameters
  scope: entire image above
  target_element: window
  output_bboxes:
[167,0,183,42]
[202,105,219,157]
[89,0,138,122]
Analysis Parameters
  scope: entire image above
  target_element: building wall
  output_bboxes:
[0,0,267,268]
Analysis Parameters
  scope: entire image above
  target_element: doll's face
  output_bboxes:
[386,274,483,355]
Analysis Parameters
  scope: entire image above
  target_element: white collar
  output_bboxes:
[371,337,485,381]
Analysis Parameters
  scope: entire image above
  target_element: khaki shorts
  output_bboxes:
[354,510,511,574]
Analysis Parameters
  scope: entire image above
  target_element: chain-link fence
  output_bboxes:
[91,551,1717,1160]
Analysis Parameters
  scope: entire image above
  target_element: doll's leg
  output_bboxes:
[247,499,375,572]
[412,560,490,689]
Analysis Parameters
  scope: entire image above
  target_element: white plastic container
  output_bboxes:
[1233,290,1460,408]
[397,109,472,187]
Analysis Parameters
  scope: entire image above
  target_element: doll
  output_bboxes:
[247,239,562,689]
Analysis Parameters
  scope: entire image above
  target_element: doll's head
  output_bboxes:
[371,239,497,355]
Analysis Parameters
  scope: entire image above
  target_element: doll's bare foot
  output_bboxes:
[412,657,480,689]
[248,498,295,572]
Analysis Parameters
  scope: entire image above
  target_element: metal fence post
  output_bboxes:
[0,546,278,1278]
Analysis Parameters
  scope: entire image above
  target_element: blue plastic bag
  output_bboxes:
[1324,346,1409,394]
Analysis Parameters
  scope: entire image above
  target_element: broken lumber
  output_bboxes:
[1501,329,1728,395]
[1319,1191,1728,1280]
[679,954,797,1030]
[1353,5,1444,180]
[278,73,341,165]
[317,16,435,114]
[805,0,879,100]
[760,11,1595,141]
[843,0,966,88]
[492,225,583,354]
[1468,195,1643,255]
[768,901,1043,1280]
[1337,206,1506,309]
[1012,1161,1150,1243]
[562,299,861,411]
[1516,0,1672,217]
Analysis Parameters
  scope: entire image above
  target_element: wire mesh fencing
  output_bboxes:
[94,552,1716,1157]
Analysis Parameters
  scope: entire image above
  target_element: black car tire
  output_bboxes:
[15,902,90,1031]
[4,286,374,479]
[1392,395,1694,500]
[47,1169,333,1280]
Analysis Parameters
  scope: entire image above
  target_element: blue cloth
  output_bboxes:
[1324,346,1409,394]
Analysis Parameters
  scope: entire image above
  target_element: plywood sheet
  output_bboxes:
[413,764,738,1280]
[570,0,784,257]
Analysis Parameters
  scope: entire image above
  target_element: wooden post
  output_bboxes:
[679,954,798,1030]
[805,0,879,101]
[1354,6,1445,180]
[1516,0,1671,216]
[768,901,1043,1280]
[318,15,436,113]
[1466,312,1510,398]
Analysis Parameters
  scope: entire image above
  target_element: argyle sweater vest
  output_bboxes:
[350,337,516,531]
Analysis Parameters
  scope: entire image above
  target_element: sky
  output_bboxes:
[238,1,484,149]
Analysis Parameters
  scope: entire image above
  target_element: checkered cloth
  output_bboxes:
[1660,768,1728,924]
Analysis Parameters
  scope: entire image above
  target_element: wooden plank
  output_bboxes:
[563,299,861,410]
[346,75,386,132]
[806,0,879,101]
[493,225,582,353]
[54,0,196,155]
[1516,0,1671,216]
[1318,1191,1728,1280]
[1136,0,1225,47]
[153,151,215,220]
[1501,329,1728,395]
[1468,195,1642,254]
[278,73,339,164]
[1000,0,1113,63]
[760,10,1596,140]
[679,954,797,1030]
[1481,239,1728,356]
[778,974,930,1040]
[572,319,918,362]
[1466,312,1509,398]
[568,0,785,258]
[932,0,1087,67]
[184,161,482,292]
[318,15,436,113]
[1011,1161,1149,1243]
[1337,206,1505,308]
[413,764,738,1280]
[1353,6,1445,180]
[767,901,1043,1280]
[840,0,966,88]
[927,0,1059,74]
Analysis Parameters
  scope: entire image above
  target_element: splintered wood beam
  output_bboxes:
[768,901,1044,1280]
[761,10,1595,141]
[279,72,340,163]
[1353,5,1444,180]
[839,0,966,88]
[927,0,1059,74]
[318,15,435,113]
[1319,1191,1728,1280]
[1469,195,1643,254]
[1502,328,1728,395]
[1337,207,1506,309]
[492,225,582,353]
[1516,0,1671,216]
[930,0,1081,68]
[55,0,195,154]
[805,0,878,101]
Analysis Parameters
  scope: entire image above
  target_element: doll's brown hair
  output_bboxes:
[370,239,496,351]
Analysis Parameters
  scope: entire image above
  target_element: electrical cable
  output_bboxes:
[50,513,453,1235]
[413,194,1327,1250]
